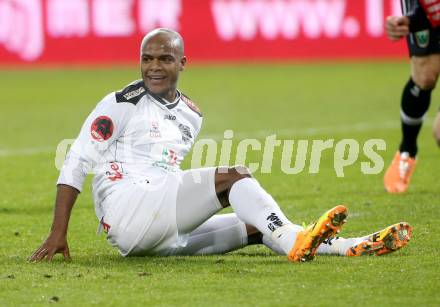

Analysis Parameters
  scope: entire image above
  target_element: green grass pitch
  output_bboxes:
[0,62,439,306]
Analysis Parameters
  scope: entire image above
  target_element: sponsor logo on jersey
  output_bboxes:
[150,121,161,138]
[161,148,178,166]
[178,124,192,143]
[152,162,178,172]
[164,114,176,120]
[123,87,146,100]
[90,116,114,141]
[106,162,123,181]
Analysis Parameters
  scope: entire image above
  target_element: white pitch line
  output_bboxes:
[0,120,402,158]
[0,146,54,157]
[202,120,400,140]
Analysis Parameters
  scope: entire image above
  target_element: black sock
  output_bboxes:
[399,78,431,157]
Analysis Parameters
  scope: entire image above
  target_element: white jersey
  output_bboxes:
[57,80,203,218]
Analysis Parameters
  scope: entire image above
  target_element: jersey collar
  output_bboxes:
[147,89,181,110]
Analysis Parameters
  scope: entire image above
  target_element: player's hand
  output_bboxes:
[29,232,71,262]
[385,16,410,41]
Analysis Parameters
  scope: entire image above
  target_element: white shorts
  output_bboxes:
[101,167,223,256]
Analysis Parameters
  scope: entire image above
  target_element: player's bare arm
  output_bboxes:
[29,185,78,262]
[385,16,410,41]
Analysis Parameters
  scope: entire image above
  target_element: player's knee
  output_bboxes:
[412,57,440,90]
[226,165,252,184]
[215,166,252,207]
[433,113,440,147]
[215,165,252,189]
[434,135,440,147]
[414,72,438,90]
[433,128,440,147]
[231,165,252,177]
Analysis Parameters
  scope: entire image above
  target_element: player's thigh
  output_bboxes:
[406,25,440,89]
[104,176,179,256]
[411,54,440,89]
[175,167,223,234]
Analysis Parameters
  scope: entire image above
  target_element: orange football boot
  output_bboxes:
[346,222,412,256]
[288,205,348,262]
[384,152,416,193]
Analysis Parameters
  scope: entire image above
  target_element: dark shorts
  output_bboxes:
[402,0,440,56]
[406,28,440,56]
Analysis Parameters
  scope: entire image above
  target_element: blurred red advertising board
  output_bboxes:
[0,0,406,65]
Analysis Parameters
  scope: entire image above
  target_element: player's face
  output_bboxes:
[140,35,186,102]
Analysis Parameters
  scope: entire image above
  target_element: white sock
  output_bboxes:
[229,178,301,254]
[316,237,366,256]
[263,223,304,255]
[262,235,284,255]
[264,234,370,256]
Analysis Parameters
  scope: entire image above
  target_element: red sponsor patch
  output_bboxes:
[90,116,114,141]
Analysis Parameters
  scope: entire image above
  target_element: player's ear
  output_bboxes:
[180,56,187,71]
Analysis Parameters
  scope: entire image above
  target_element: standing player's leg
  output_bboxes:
[384,0,440,194]
[433,110,440,146]
[400,55,438,156]
[384,53,440,193]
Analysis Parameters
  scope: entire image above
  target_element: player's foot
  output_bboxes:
[384,152,416,193]
[288,205,348,262]
[346,222,412,256]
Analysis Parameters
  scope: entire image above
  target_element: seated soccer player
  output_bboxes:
[29,29,412,263]
[384,0,440,193]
